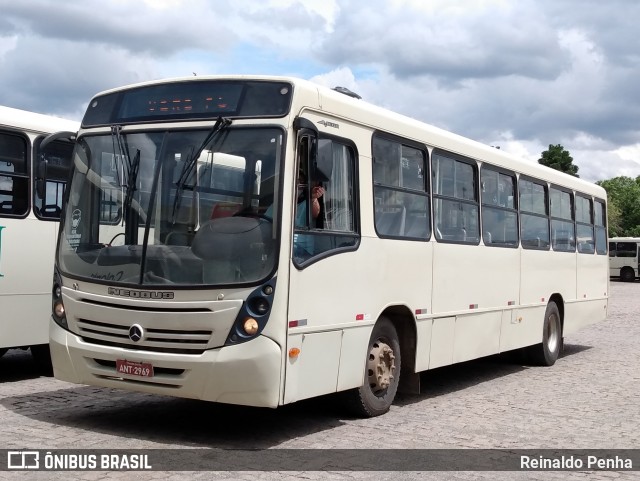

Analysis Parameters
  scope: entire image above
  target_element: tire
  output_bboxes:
[526,301,562,366]
[0,348,7,359]
[344,317,401,417]
[620,268,635,282]
[30,344,53,376]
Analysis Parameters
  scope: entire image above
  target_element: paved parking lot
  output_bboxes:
[0,281,638,480]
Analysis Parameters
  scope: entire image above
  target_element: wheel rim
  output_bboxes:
[546,313,560,353]
[367,340,396,395]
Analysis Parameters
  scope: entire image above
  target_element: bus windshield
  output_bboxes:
[58,126,283,286]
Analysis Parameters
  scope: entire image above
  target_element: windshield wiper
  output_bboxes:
[111,125,142,243]
[123,149,141,221]
[171,116,232,223]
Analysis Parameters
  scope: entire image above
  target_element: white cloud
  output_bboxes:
[0,0,638,182]
[309,67,359,92]
[268,0,338,30]
[0,35,18,60]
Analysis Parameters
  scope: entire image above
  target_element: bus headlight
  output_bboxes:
[52,270,68,329]
[53,301,66,319]
[225,279,276,346]
[248,297,270,316]
[243,318,259,336]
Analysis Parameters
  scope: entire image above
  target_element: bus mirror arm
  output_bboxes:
[35,178,46,200]
[293,117,318,134]
[40,130,77,150]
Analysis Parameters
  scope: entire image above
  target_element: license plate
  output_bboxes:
[116,359,154,378]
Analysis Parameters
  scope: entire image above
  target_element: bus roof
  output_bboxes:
[86,75,606,199]
[0,105,79,135]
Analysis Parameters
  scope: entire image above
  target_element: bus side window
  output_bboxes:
[293,136,358,266]
[0,131,29,217]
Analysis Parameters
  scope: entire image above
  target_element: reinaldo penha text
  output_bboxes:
[521,454,633,470]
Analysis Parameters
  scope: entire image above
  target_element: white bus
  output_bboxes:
[49,76,609,416]
[0,106,78,371]
[609,237,640,281]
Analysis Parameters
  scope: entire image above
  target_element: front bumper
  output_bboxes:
[50,318,282,407]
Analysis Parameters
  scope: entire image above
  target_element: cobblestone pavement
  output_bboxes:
[1,282,638,480]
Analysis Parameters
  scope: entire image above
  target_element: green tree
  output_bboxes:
[538,144,579,177]
[596,176,640,236]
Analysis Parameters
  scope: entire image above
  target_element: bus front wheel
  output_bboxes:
[526,301,562,366]
[345,317,401,417]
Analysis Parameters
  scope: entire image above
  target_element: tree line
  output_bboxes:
[538,144,640,237]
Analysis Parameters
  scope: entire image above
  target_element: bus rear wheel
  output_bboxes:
[620,267,635,282]
[526,301,562,366]
[345,317,401,417]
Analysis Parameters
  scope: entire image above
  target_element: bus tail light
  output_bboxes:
[52,270,68,329]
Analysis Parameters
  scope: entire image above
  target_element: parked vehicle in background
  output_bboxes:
[609,237,640,281]
[0,106,78,372]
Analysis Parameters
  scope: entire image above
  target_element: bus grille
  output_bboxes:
[77,318,212,355]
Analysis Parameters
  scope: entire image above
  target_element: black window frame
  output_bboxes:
[432,149,480,245]
[0,129,30,219]
[293,132,360,269]
[480,164,519,248]
[575,194,595,255]
[372,131,431,241]
[519,175,550,250]
[594,198,607,255]
[549,184,575,253]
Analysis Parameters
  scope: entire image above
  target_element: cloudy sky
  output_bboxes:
[1,0,639,182]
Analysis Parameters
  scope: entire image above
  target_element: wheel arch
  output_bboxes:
[379,304,419,394]
[548,293,565,333]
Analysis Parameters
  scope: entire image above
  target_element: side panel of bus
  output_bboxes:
[0,113,77,354]
[283,113,434,404]
[0,217,57,347]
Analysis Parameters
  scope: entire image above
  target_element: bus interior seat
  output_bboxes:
[0,201,13,213]
[165,231,195,246]
[578,241,595,254]
[40,204,62,217]
[440,226,467,241]
[211,202,241,219]
[404,213,429,238]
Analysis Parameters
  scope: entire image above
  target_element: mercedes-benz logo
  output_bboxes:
[128,324,144,342]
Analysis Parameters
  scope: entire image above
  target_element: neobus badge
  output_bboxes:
[107,287,174,299]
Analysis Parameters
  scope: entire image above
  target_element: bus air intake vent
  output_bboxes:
[332,86,362,99]
[77,318,212,354]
